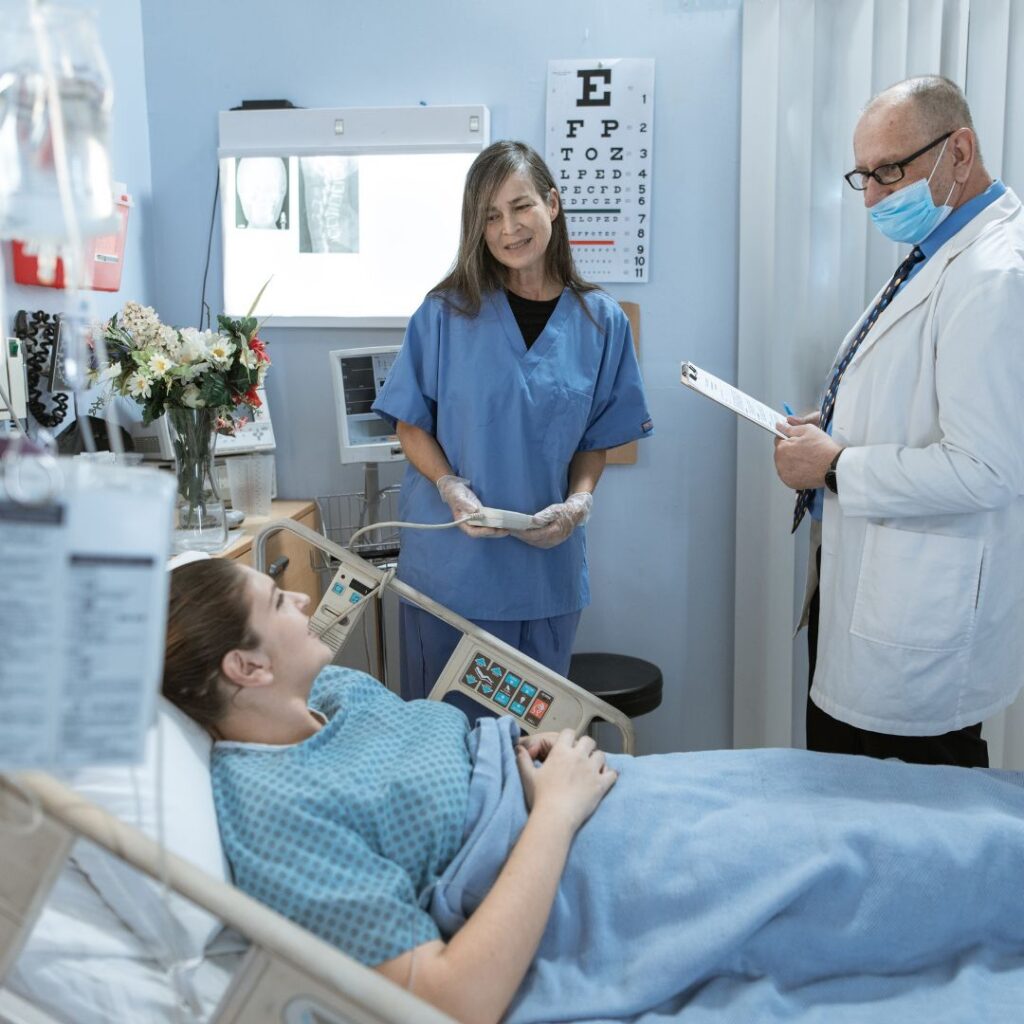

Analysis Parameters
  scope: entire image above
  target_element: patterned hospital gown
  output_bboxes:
[211,666,473,964]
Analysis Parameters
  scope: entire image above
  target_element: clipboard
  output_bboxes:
[680,362,787,439]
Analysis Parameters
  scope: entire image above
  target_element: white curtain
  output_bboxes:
[734,0,1024,767]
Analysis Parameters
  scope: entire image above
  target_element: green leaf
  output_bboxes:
[141,388,165,426]
[199,374,231,408]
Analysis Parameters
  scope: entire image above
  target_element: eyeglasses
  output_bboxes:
[844,131,954,191]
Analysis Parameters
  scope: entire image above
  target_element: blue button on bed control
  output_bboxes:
[493,691,511,707]
[510,700,527,716]
[518,682,537,700]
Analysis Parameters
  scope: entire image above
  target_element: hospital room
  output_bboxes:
[3,0,1024,1020]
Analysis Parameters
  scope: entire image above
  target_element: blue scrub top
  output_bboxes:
[373,287,652,620]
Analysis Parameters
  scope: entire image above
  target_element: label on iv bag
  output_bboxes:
[0,463,175,771]
[0,502,65,768]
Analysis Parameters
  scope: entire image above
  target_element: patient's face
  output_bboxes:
[241,566,332,687]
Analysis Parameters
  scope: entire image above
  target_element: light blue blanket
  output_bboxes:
[430,718,1024,1023]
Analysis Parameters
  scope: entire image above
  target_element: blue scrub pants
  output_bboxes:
[399,600,581,711]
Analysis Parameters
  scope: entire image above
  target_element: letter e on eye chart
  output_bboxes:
[546,58,655,283]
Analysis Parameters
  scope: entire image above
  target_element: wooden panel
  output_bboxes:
[607,301,641,466]
[263,507,322,606]
[221,500,322,606]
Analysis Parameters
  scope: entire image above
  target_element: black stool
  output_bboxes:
[567,653,663,721]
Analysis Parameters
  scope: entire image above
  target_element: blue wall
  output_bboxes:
[3,0,154,331]
[139,0,743,754]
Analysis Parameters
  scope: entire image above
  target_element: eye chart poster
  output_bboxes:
[546,58,655,283]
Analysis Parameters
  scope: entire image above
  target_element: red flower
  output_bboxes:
[249,338,270,363]
[242,386,262,408]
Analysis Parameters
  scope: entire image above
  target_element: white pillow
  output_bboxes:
[68,696,228,959]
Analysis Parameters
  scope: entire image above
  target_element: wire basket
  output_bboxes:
[312,488,401,582]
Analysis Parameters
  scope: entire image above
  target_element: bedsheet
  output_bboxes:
[430,718,1024,1023]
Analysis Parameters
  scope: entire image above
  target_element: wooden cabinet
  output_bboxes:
[221,500,322,606]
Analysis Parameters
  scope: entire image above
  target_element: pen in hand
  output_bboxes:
[783,403,795,417]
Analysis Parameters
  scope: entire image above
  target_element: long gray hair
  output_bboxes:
[431,140,599,317]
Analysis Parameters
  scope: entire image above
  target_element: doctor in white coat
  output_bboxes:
[775,76,1024,768]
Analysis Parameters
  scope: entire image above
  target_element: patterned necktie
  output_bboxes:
[791,245,925,533]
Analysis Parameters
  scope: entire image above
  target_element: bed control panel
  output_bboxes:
[308,557,383,655]
[430,634,584,736]
[460,651,555,726]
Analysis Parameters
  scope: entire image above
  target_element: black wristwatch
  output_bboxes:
[824,449,843,494]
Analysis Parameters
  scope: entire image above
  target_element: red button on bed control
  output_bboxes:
[525,697,549,726]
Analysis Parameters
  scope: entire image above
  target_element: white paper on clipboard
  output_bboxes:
[680,362,787,439]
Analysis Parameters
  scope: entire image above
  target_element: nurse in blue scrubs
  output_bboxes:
[373,140,652,701]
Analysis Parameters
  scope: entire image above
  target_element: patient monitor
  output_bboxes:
[329,345,402,464]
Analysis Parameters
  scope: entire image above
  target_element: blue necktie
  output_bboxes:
[791,246,925,533]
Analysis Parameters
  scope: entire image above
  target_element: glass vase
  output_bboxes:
[168,407,228,553]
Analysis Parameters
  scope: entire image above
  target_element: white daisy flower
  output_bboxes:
[149,353,174,378]
[126,371,152,398]
[207,338,236,367]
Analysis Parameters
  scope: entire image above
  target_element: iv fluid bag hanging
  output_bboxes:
[0,3,115,242]
[0,459,176,771]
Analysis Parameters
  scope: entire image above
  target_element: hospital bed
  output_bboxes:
[0,518,633,1023]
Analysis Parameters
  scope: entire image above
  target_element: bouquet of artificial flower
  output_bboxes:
[92,299,270,430]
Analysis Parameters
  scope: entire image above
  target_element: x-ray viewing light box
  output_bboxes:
[218,105,490,327]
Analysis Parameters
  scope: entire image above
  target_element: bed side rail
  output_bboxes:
[253,519,636,753]
[0,774,456,1024]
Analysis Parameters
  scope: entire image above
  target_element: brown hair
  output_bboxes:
[163,559,259,734]
[431,140,599,318]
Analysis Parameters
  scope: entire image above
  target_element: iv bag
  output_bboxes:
[0,3,115,243]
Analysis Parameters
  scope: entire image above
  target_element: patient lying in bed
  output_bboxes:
[165,560,1024,1024]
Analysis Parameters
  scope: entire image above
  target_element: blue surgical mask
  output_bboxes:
[868,139,957,244]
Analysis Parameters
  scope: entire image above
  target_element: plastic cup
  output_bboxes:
[225,454,274,517]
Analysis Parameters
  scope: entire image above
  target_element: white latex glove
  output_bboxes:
[512,492,593,549]
[435,474,509,538]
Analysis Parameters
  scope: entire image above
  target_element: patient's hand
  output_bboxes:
[517,731,563,761]
[516,729,617,831]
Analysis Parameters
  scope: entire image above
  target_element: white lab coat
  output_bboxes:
[809,187,1024,736]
